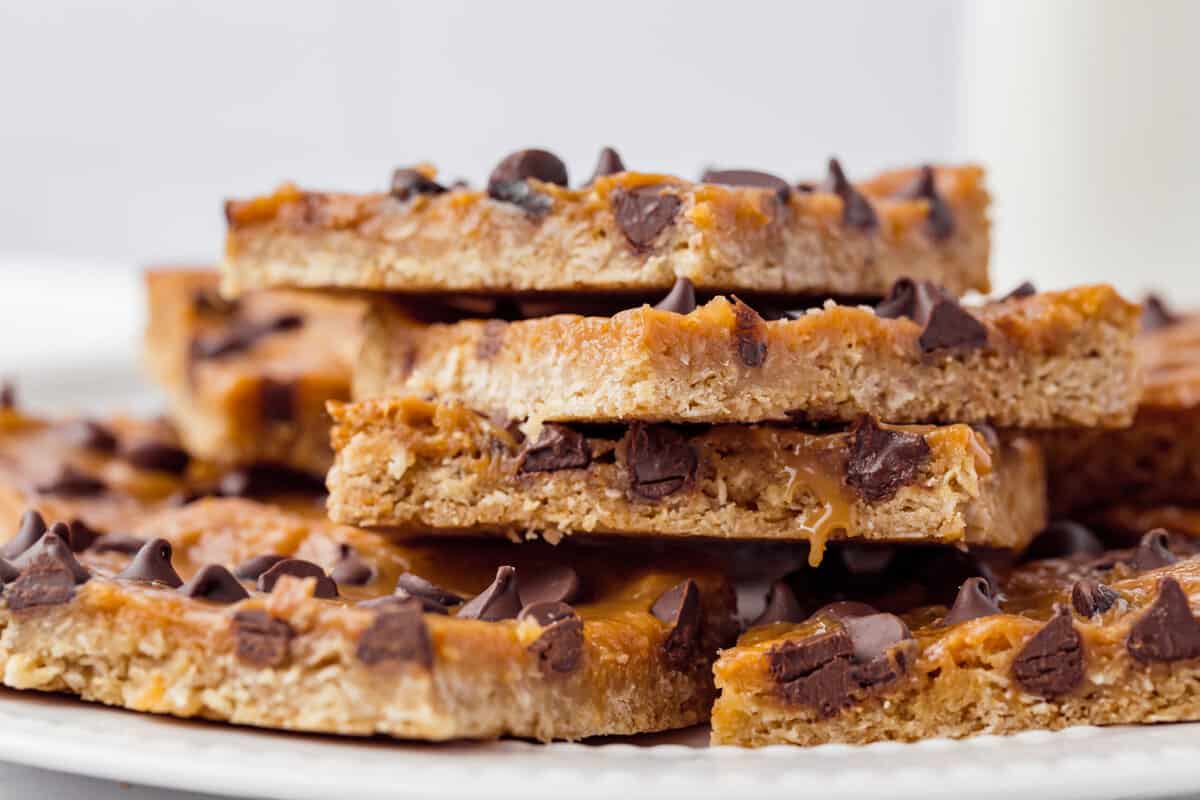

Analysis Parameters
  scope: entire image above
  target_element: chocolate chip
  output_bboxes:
[124,442,191,475]
[258,559,339,599]
[612,186,682,250]
[942,577,1002,626]
[232,610,293,667]
[115,538,183,587]
[843,613,912,667]
[179,564,250,604]
[11,528,89,584]
[1071,579,1118,618]
[874,278,950,326]
[1127,577,1200,663]
[1133,528,1178,571]
[217,465,326,499]
[0,558,18,584]
[2,510,48,558]
[519,565,581,607]
[457,566,522,621]
[190,314,304,360]
[1001,281,1037,302]
[652,277,697,314]
[329,545,374,587]
[476,319,506,360]
[390,168,447,202]
[587,147,625,185]
[732,298,768,367]
[844,416,931,503]
[520,601,584,673]
[701,168,791,203]
[259,379,295,423]
[357,597,433,667]
[624,423,698,500]
[487,149,567,216]
[64,519,100,552]
[517,425,590,474]
[651,579,702,670]
[395,573,462,612]
[0,381,15,410]
[1024,521,1105,562]
[1012,606,1084,698]
[91,534,146,555]
[918,300,988,353]
[1141,294,1178,332]
[36,464,106,497]
[5,555,78,610]
[233,554,285,581]
[751,581,805,627]
[812,601,879,621]
[895,165,954,240]
[191,287,240,317]
[61,420,118,453]
[821,158,877,230]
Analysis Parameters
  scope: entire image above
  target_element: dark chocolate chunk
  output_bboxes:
[257,559,339,599]
[624,423,698,500]
[116,538,183,587]
[0,381,15,410]
[356,597,433,667]
[1024,520,1105,562]
[395,572,463,611]
[124,442,191,475]
[457,566,522,621]
[390,168,447,202]
[1071,579,1119,618]
[652,277,697,315]
[895,165,954,240]
[651,579,702,670]
[587,147,626,184]
[612,186,682,250]
[701,168,790,203]
[329,545,374,587]
[732,298,768,367]
[521,601,584,674]
[1127,578,1200,663]
[1001,281,1037,301]
[1012,606,1084,698]
[259,379,295,424]
[190,314,304,360]
[1141,294,1178,332]
[476,319,507,360]
[487,149,567,215]
[179,564,250,604]
[233,553,285,581]
[942,577,1002,626]
[61,419,118,453]
[36,464,106,497]
[844,416,931,502]
[918,300,988,353]
[232,610,293,667]
[191,287,240,317]
[91,533,146,555]
[768,630,856,716]
[519,565,581,607]
[874,278,950,326]
[2,510,48,558]
[217,465,326,499]
[517,425,590,473]
[751,581,805,627]
[1133,528,1178,571]
[0,558,18,584]
[5,555,78,610]
[821,158,877,230]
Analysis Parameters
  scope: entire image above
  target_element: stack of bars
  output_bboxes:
[8,145,1200,748]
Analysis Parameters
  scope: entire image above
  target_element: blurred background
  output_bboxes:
[0,0,1197,373]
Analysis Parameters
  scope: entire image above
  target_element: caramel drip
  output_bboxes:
[778,441,856,567]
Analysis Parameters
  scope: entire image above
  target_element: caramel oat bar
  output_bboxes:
[712,527,1200,746]
[222,148,991,298]
[1046,300,1200,513]
[357,281,1140,429]
[0,497,734,742]
[144,268,362,475]
[326,397,1046,563]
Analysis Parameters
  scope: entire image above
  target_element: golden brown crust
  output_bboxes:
[222,165,990,297]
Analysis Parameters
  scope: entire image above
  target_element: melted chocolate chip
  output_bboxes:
[1127,578,1200,663]
[1133,528,1178,571]
[701,168,791,203]
[91,533,146,555]
[942,577,1002,626]
[457,566,522,621]
[1141,294,1178,332]
[519,565,581,607]
[521,601,584,674]
[390,168,447,202]
[1024,521,1105,562]
[874,278,950,326]
[732,298,768,367]
[518,425,590,473]
[751,581,805,627]
[651,579,702,670]
[624,423,698,500]
[36,465,106,497]
[395,573,463,611]
[476,319,507,360]
[233,554,285,581]
[116,538,183,587]
[612,186,682,250]
[357,597,433,667]
[11,529,90,584]
[61,419,118,453]
[587,147,625,184]
[487,149,567,216]
[918,300,988,353]
[653,277,697,314]
[812,601,879,621]
[0,558,18,584]
[2,510,48,558]
[232,610,294,667]
[259,379,295,423]
[1012,606,1084,698]
[895,165,954,240]
[1071,579,1119,618]
[844,416,931,503]
[179,564,250,604]
[843,613,912,663]
[822,158,877,230]
[257,559,339,599]
[124,442,191,475]
[190,314,303,360]
[329,545,374,587]
[1001,281,1037,301]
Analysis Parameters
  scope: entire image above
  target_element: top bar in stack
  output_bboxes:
[221,149,991,298]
